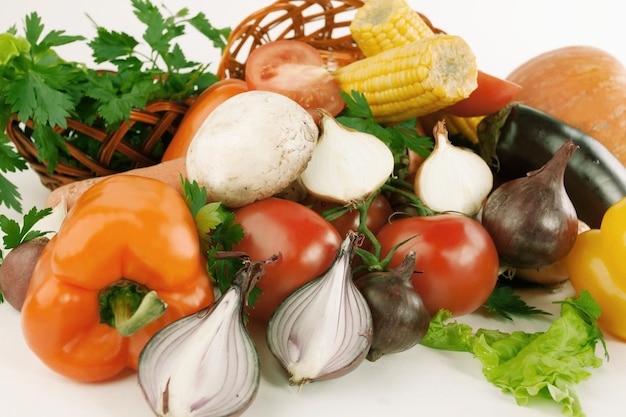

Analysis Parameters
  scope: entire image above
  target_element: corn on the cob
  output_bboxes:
[333,34,477,124]
[350,0,435,57]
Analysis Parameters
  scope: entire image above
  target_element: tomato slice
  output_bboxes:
[162,78,248,161]
[445,70,523,117]
[245,39,345,118]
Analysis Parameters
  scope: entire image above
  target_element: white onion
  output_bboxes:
[300,109,394,205]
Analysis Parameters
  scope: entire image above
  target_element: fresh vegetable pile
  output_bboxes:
[2,0,626,417]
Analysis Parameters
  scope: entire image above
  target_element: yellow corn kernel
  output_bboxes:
[447,114,484,144]
[421,111,484,144]
[333,34,478,124]
[351,0,435,57]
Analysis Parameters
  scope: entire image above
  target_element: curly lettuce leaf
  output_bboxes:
[421,290,607,417]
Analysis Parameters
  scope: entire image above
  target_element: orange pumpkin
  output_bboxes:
[507,46,626,165]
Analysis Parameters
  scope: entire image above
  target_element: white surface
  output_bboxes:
[1,1,626,417]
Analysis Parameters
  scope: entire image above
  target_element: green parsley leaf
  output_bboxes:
[182,176,208,218]
[483,285,552,320]
[0,206,52,254]
[338,90,372,118]
[0,141,27,212]
[31,123,68,173]
[0,174,22,214]
[180,177,248,301]
[88,26,139,63]
[207,213,245,294]
[86,82,153,128]
[5,72,73,128]
[188,12,230,51]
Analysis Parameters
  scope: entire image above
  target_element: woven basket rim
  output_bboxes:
[6,98,188,190]
[216,0,443,80]
[217,0,367,80]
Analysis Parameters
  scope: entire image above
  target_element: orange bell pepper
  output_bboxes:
[21,175,214,382]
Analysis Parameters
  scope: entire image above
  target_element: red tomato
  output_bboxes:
[376,214,499,317]
[244,40,345,119]
[233,198,342,324]
[162,78,248,161]
[445,70,522,117]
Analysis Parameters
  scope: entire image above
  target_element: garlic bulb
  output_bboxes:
[414,121,493,216]
[300,109,394,204]
[266,231,373,386]
[138,256,272,417]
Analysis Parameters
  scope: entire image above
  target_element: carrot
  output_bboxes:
[161,79,248,162]
[45,157,187,210]
[506,46,626,165]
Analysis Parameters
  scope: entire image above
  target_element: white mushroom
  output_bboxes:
[186,90,319,207]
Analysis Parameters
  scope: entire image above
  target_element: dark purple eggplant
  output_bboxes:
[478,103,626,228]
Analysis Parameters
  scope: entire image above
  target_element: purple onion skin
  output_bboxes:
[355,251,430,362]
[480,140,579,269]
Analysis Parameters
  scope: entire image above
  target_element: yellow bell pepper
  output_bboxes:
[565,196,626,341]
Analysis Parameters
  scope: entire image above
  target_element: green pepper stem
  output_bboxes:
[99,281,167,337]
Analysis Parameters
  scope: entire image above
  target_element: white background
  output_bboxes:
[1,1,625,417]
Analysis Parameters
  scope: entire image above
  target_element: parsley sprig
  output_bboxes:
[0,206,51,263]
[483,285,552,320]
[0,0,230,213]
[181,178,264,306]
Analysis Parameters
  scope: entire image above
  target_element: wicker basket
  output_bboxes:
[6,99,188,190]
[217,0,441,80]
